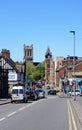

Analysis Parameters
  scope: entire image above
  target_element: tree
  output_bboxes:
[36,61,45,80]
[26,62,36,80]
[26,61,45,81]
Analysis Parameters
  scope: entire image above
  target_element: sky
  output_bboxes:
[0,0,82,62]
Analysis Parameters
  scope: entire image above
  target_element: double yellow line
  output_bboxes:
[67,100,77,130]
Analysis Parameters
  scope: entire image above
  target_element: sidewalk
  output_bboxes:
[0,98,11,105]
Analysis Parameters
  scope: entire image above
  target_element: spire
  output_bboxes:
[45,47,52,59]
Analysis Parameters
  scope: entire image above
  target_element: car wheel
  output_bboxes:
[11,100,13,103]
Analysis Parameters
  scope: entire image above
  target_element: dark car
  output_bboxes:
[46,86,50,89]
[36,89,45,99]
[48,89,56,95]
[26,89,38,100]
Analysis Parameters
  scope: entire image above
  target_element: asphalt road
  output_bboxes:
[0,95,81,130]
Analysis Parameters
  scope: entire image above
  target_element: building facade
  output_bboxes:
[45,47,55,85]
[0,49,24,96]
[24,44,33,63]
[45,48,82,88]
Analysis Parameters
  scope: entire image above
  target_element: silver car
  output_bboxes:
[68,89,80,96]
[36,89,45,98]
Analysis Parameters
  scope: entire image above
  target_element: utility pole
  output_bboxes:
[23,44,27,89]
[70,30,76,101]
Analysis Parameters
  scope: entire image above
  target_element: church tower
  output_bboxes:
[24,44,33,63]
[45,47,52,84]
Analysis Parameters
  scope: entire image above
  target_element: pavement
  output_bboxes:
[0,98,11,105]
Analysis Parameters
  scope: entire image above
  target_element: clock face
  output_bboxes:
[48,55,50,58]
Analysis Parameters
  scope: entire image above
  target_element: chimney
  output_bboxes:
[1,49,10,59]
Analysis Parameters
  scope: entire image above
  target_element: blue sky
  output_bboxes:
[0,0,82,62]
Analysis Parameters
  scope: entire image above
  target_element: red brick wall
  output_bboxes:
[75,63,82,71]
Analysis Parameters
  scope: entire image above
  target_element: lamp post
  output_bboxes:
[70,30,76,101]
[23,44,28,89]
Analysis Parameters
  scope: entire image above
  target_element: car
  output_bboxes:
[67,91,72,96]
[48,89,56,95]
[11,86,28,103]
[26,89,38,101]
[80,89,82,96]
[46,86,50,89]
[71,90,80,96]
[35,89,45,98]
[67,89,80,96]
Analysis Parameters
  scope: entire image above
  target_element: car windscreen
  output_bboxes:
[19,89,23,94]
[12,89,18,94]
[36,90,43,92]
[12,89,23,94]
[75,90,80,92]
[26,90,34,94]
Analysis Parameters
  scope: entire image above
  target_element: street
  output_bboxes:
[0,95,81,130]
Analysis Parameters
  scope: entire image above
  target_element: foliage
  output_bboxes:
[26,61,45,81]
[36,61,45,80]
[26,62,36,80]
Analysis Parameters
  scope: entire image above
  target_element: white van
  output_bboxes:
[11,86,28,103]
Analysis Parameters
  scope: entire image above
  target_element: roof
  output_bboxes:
[0,55,19,72]
[33,62,40,66]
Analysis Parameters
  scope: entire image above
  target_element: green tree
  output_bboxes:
[26,61,45,81]
[26,62,36,80]
[36,61,45,80]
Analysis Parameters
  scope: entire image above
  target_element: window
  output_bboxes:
[12,89,18,94]
[19,89,23,94]
[47,64,50,68]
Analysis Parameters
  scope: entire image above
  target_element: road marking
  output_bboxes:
[0,117,6,122]
[67,100,78,130]
[7,111,17,117]
[18,106,26,111]
[67,101,72,130]
[0,99,46,122]
[69,102,77,130]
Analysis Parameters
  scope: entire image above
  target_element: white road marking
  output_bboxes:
[0,117,6,122]
[0,98,46,122]
[7,111,17,117]
[18,106,26,111]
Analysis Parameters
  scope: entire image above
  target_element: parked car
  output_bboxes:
[80,90,82,96]
[67,89,80,96]
[36,89,45,98]
[79,87,82,96]
[48,89,56,95]
[46,86,50,89]
[11,86,28,103]
[26,89,38,101]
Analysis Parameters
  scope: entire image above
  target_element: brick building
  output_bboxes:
[45,47,54,85]
[45,48,82,88]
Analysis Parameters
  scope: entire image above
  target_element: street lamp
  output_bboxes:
[70,30,76,101]
[23,44,28,89]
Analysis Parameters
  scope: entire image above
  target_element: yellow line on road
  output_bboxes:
[67,100,77,130]
[67,101,72,130]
